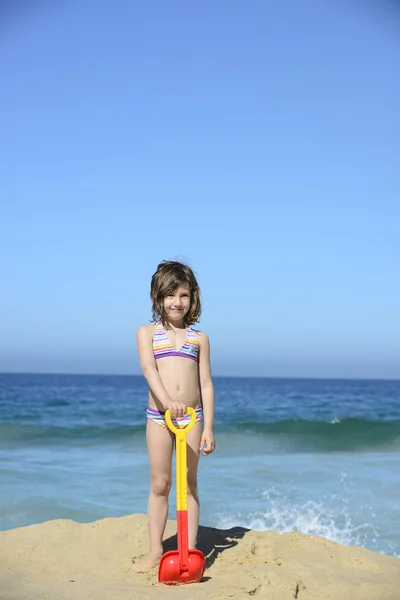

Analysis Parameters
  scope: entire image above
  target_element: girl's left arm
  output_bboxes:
[198,332,216,455]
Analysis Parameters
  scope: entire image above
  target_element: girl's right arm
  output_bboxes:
[136,325,186,416]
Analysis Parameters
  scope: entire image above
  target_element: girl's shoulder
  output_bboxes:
[190,328,209,344]
[136,323,158,340]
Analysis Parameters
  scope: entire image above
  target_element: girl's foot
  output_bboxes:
[133,549,163,573]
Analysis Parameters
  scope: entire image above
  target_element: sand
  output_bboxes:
[1,513,399,600]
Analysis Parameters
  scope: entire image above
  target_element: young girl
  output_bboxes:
[134,260,215,573]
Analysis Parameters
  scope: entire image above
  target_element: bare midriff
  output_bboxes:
[148,356,200,411]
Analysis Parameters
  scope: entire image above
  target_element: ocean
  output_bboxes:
[1,373,399,557]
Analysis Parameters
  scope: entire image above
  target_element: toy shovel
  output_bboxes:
[158,407,206,585]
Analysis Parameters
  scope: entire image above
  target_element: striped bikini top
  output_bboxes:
[152,322,199,362]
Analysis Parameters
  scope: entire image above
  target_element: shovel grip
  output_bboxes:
[165,407,197,435]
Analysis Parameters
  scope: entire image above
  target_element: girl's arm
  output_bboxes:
[198,332,216,455]
[137,325,183,412]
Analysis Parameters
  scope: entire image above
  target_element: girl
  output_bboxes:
[134,260,215,573]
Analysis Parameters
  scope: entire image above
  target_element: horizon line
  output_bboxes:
[0,371,399,383]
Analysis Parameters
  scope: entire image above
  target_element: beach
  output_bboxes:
[3,0,400,596]
[1,513,399,600]
[1,374,400,598]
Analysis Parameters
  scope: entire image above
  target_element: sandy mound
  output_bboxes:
[0,513,399,600]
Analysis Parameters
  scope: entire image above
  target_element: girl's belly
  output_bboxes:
[149,357,200,409]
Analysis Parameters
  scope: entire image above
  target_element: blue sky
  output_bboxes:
[1,0,399,379]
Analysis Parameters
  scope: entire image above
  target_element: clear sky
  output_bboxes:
[1,0,399,379]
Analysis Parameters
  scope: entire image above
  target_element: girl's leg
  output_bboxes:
[133,419,174,573]
[186,421,203,549]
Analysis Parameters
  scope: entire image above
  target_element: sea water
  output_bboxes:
[0,373,399,557]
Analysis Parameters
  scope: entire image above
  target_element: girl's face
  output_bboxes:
[163,283,191,324]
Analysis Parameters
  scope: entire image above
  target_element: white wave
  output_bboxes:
[214,489,377,550]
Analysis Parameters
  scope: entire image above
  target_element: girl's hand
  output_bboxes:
[166,401,186,419]
[200,429,215,455]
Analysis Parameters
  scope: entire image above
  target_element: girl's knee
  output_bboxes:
[151,477,172,497]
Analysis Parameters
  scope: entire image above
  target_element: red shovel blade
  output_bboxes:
[158,549,205,585]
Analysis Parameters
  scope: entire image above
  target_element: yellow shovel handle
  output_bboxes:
[165,407,197,435]
[165,407,197,511]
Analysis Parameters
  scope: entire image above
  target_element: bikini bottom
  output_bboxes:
[146,405,203,429]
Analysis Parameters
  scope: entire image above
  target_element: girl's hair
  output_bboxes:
[150,260,201,327]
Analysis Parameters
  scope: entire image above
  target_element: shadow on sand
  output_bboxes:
[162,524,250,573]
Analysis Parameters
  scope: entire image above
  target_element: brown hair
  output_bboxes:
[150,260,201,327]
